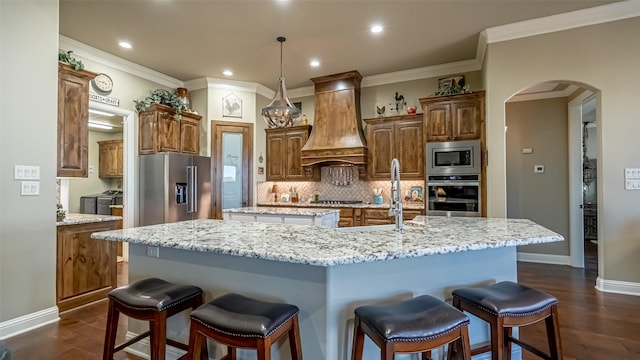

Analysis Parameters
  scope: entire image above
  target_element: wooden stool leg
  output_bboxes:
[288,315,303,360]
[228,346,237,360]
[256,338,271,360]
[546,306,563,360]
[381,342,394,360]
[188,323,201,360]
[490,317,504,360]
[422,350,432,359]
[150,312,168,360]
[351,316,365,360]
[459,325,472,360]
[102,301,119,360]
[503,327,512,360]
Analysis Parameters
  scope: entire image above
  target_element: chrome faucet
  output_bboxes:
[389,158,404,233]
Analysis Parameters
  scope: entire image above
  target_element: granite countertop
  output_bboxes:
[91,216,563,267]
[257,201,425,210]
[223,207,340,216]
[57,213,122,226]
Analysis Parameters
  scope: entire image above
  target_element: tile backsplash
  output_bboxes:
[258,167,424,205]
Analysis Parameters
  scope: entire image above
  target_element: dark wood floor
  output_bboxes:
[4,243,640,359]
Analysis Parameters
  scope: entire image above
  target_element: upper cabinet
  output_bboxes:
[57,63,97,177]
[138,104,201,155]
[420,91,485,142]
[266,125,320,181]
[98,139,123,178]
[364,114,424,180]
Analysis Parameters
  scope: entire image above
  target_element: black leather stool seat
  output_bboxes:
[109,277,203,311]
[190,293,300,338]
[355,295,470,342]
[452,281,558,317]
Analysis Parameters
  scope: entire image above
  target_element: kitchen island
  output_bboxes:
[92,216,562,360]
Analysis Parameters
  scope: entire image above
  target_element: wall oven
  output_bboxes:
[426,140,481,176]
[426,174,481,217]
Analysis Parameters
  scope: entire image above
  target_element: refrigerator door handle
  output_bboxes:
[187,165,197,214]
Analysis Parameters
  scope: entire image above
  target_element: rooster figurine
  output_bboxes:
[394,92,405,113]
[376,105,386,117]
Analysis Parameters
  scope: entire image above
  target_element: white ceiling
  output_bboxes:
[60,0,622,90]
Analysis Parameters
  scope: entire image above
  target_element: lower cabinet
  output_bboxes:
[56,220,118,312]
[362,208,424,225]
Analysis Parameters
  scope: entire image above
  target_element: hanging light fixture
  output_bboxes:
[261,36,301,128]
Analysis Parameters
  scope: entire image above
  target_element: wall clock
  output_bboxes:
[91,73,113,95]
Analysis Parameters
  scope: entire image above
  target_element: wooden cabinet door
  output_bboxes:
[424,103,451,142]
[284,129,307,180]
[57,64,96,177]
[180,114,201,154]
[395,120,424,179]
[363,208,394,225]
[157,111,180,152]
[56,221,117,312]
[367,123,394,180]
[98,140,123,178]
[402,209,424,221]
[451,100,482,141]
[138,110,157,154]
[337,208,355,227]
[266,132,286,181]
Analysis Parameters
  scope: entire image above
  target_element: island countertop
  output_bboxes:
[223,206,340,216]
[91,216,563,267]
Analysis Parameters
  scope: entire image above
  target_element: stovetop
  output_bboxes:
[309,200,364,205]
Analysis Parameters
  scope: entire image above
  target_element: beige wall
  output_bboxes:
[0,0,58,322]
[506,98,569,256]
[485,17,640,283]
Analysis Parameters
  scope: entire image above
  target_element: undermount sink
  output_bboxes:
[335,224,396,232]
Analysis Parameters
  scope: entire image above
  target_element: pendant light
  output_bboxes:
[261,36,301,128]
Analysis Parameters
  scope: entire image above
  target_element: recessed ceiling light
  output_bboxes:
[223,70,233,76]
[310,60,320,67]
[371,25,383,34]
[118,41,132,49]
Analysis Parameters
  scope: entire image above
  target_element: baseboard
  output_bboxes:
[596,277,640,296]
[0,306,59,340]
[124,331,186,360]
[517,252,571,265]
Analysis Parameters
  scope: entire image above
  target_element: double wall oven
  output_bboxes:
[425,140,481,217]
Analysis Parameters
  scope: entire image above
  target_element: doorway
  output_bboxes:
[505,82,600,272]
[210,121,253,219]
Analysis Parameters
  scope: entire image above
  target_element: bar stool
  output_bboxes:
[187,293,303,360]
[102,278,204,360]
[351,295,472,360]
[450,281,563,360]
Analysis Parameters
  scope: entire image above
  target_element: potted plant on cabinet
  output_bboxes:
[134,88,186,118]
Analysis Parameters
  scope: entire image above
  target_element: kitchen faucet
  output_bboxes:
[389,158,404,233]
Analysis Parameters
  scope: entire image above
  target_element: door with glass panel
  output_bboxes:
[211,121,253,219]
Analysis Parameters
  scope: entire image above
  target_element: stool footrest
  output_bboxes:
[508,336,552,360]
[114,330,150,353]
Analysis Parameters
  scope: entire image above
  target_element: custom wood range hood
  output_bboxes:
[301,70,368,168]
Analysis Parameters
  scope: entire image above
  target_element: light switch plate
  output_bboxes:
[522,148,533,154]
[14,165,40,180]
[21,181,40,195]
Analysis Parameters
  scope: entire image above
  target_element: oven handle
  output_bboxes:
[427,181,480,187]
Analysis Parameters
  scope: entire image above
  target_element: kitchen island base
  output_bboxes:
[124,244,522,360]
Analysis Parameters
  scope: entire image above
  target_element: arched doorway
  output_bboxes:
[504,81,600,273]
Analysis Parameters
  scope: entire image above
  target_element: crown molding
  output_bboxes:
[288,86,315,99]
[59,35,183,89]
[361,59,481,88]
[484,0,640,44]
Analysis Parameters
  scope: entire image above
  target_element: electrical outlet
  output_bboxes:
[146,246,160,257]
[534,165,544,174]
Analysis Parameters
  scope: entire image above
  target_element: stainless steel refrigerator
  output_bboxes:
[139,153,212,226]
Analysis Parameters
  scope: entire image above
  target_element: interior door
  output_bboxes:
[211,121,253,219]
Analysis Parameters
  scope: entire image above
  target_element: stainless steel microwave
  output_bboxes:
[426,140,481,176]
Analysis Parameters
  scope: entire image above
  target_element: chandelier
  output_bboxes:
[261,36,301,128]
